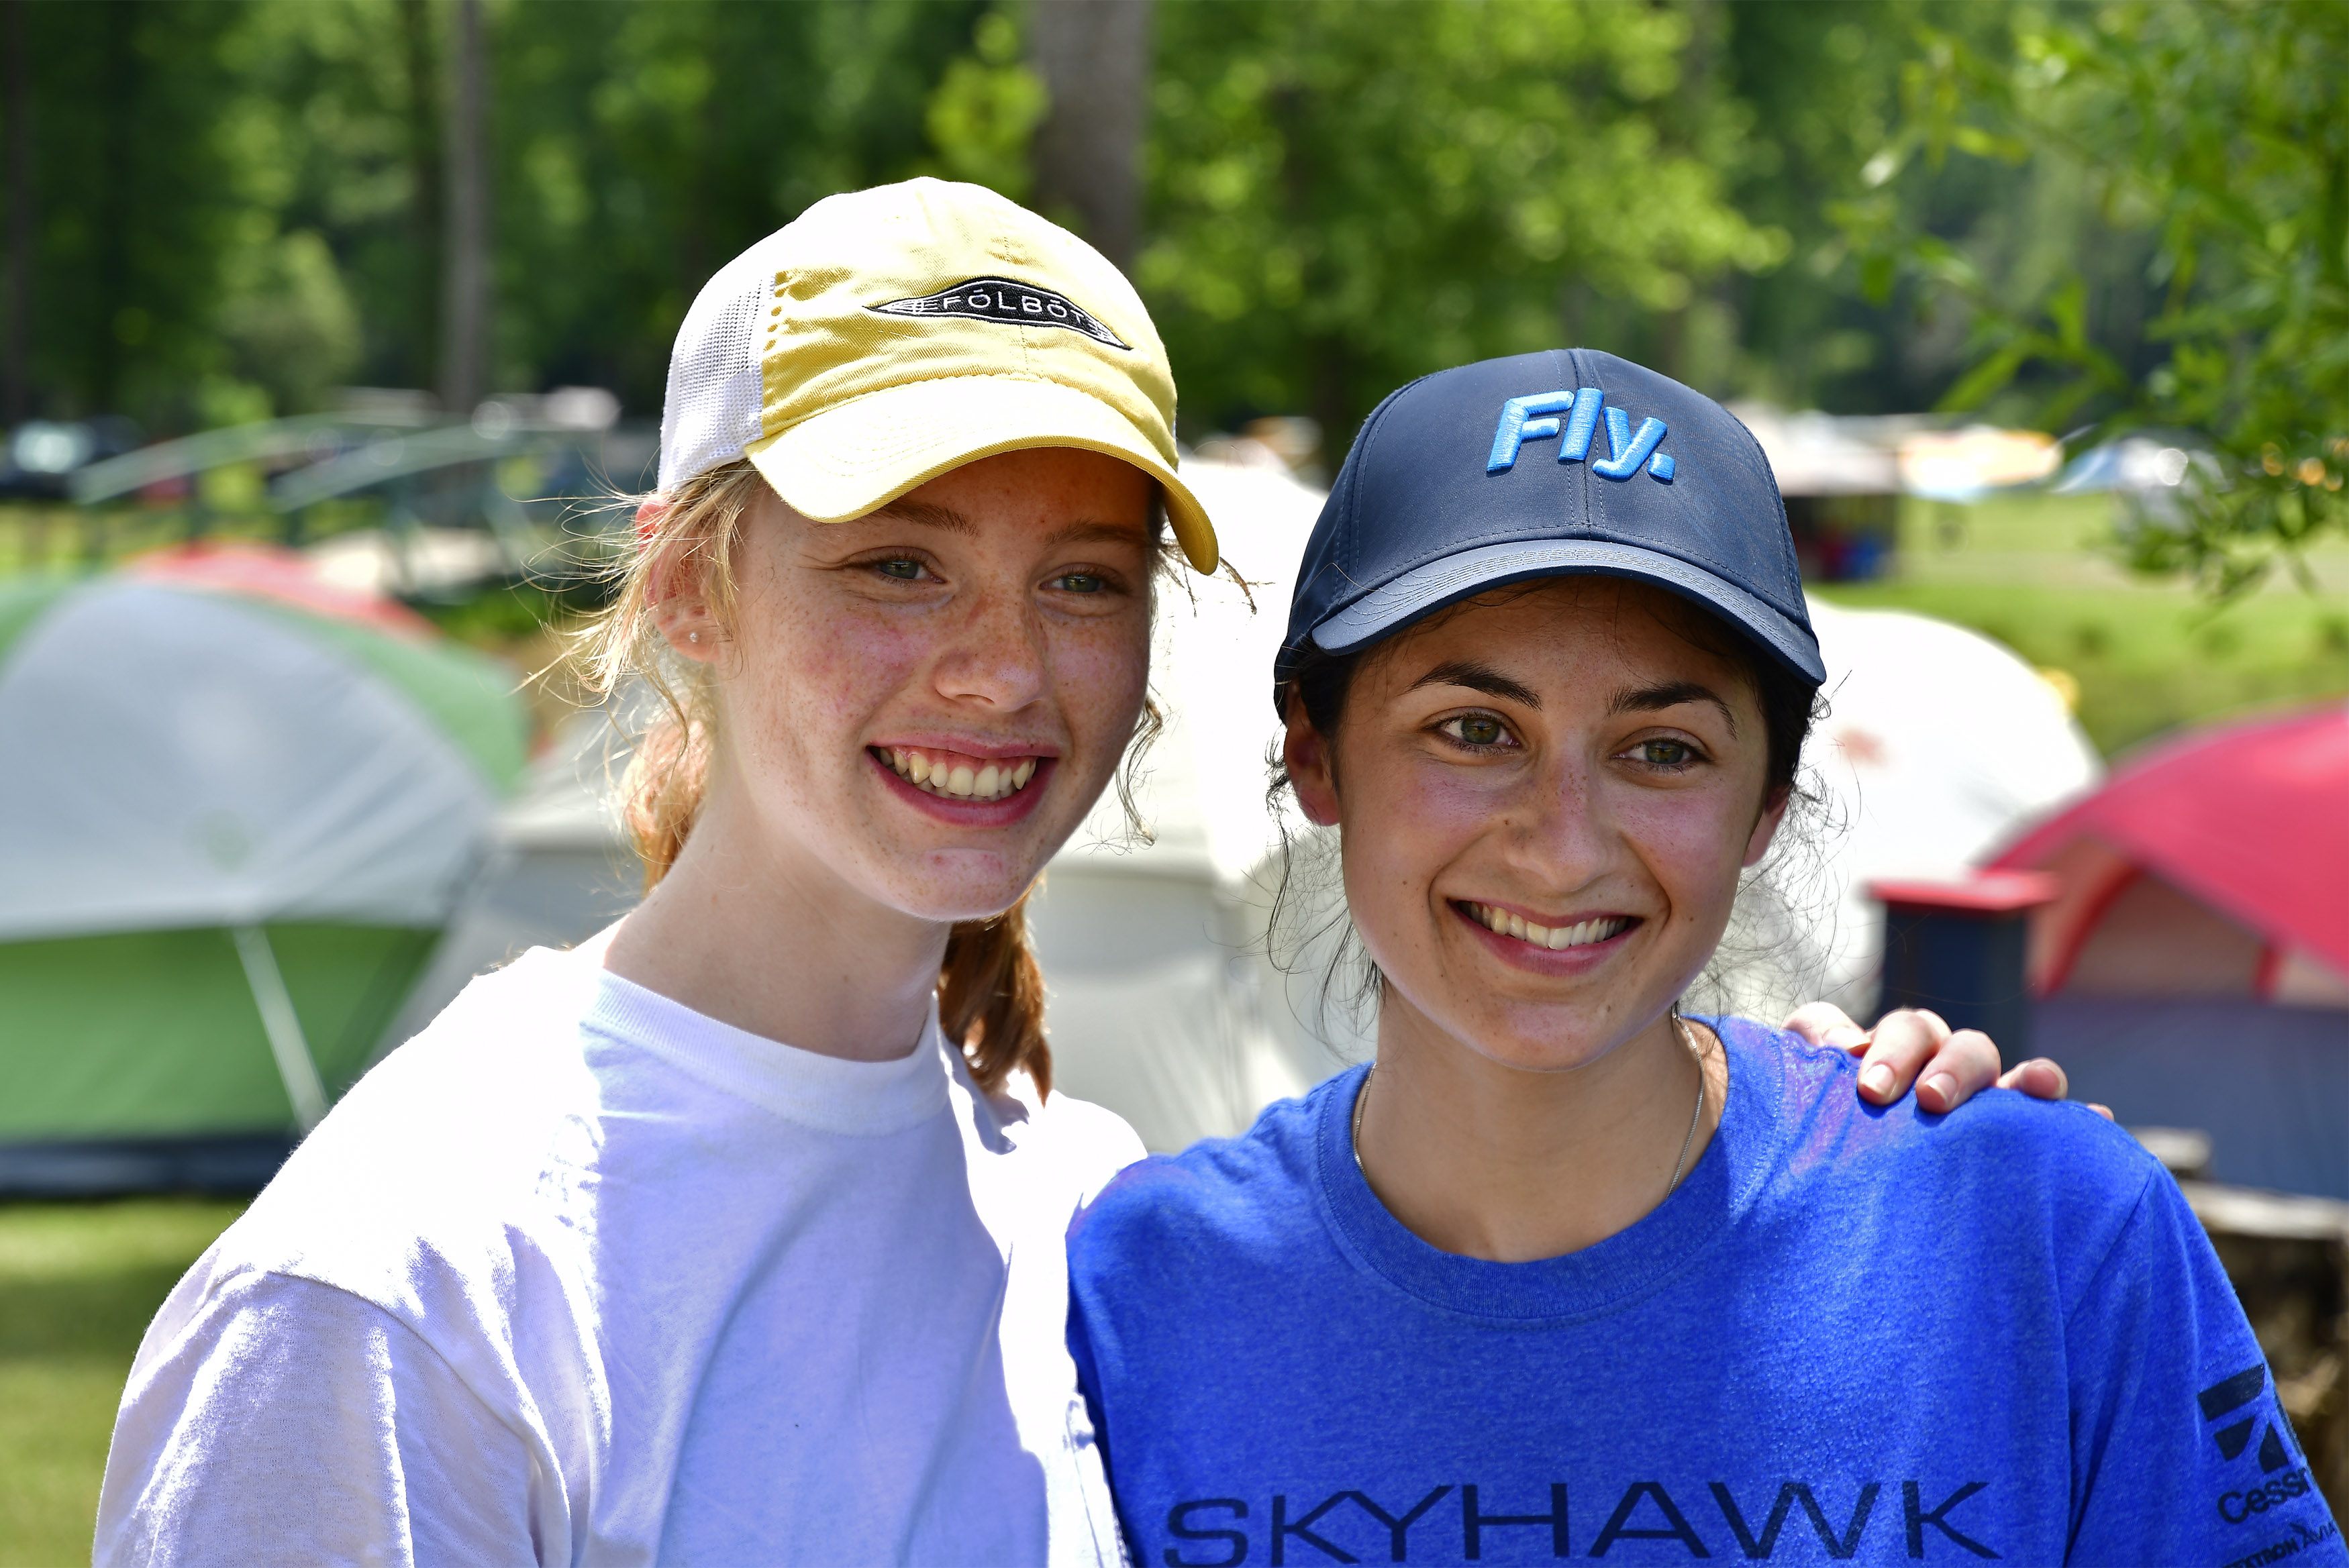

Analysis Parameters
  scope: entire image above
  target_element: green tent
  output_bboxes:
[0,543,526,1192]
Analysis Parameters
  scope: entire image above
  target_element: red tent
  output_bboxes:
[1992,702,2349,1008]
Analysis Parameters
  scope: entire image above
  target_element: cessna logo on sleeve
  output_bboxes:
[866,277,1132,350]
[2202,1365,2320,1528]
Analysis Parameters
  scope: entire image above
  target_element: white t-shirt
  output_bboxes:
[95,937,1148,1567]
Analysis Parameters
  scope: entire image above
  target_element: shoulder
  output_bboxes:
[1717,1015,2166,1273]
[982,1063,1151,1201]
[1068,1074,1336,1285]
[201,945,611,1312]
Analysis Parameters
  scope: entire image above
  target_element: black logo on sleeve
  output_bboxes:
[2203,1365,2319,1526]
[866,276,1132,350]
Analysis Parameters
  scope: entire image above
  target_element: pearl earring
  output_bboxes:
[689,631,699,643]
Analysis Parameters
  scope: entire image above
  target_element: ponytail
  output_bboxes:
[940,892,1052,1097]
[582,459,1057,1096]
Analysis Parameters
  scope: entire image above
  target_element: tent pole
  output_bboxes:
[232,925,329,1135]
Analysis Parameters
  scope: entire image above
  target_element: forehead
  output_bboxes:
[904,448,1155,519]
[1373,576,1750,686]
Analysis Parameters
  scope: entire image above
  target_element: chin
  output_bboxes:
[1456,1021,1625,1076]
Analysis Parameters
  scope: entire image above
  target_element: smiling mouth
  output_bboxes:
[1462,901,1634,951]
[874,745,1040,804]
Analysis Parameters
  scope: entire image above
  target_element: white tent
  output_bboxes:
[377,461,1339,1151]
[0,546,525,1161]
[381,463,2101,1155]
[1020,460,1339,1149]
[1689,597,2102,1021]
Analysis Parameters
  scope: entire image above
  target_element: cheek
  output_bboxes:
[732,593,928,751]
[1613,786,1754,917]
[1049,617,1151,741]
[1335,757,1489,933]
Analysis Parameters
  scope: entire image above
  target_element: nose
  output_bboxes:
[930,584,1048,711]
[1502,751,1616,889]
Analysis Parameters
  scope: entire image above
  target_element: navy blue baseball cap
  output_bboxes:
[1275,348,1825,711]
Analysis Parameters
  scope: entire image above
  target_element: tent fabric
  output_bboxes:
[0,923,435,1138]
[374,462,2101,1155]
[0,574,521,941]
[1688,596,2101,1019]
[1995,702,2349,977]
[126,540,438,639]
[2035,997,2349,1200]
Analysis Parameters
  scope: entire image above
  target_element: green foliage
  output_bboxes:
[4,0,988,429]
[13,2,252,426]
[1845,1,2349,594]
[495,0,981,405]
[1140,0,1788,441]
[923,11,1046,199]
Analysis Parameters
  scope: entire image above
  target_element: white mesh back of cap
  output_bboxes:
[657,238,778,492]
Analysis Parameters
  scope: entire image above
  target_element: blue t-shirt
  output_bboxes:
[1068,1020,2344,1567]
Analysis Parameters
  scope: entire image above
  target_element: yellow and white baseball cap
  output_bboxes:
[657,177,1217,572]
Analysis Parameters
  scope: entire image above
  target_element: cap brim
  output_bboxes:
[746,374,1218,573]
[1309,539,1826,684]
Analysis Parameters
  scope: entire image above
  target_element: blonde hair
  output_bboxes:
[580,458,1175,1098]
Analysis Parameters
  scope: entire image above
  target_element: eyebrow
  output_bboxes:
[864,503,1146,550]
[1609,680,1738,734]
[870,499,976,534]
[1406,659,1542,708]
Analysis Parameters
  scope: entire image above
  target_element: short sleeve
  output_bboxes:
[95,1271,543,1568]
[2064,1173,2346,1566]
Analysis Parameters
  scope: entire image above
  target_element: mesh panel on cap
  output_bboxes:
[657,246,773,492]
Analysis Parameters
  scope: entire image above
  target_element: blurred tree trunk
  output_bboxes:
[399,0,440,398]
[1027,0,1151,272]
[2,0,30,424]
[92,0,134,416]
[440,0,489,415]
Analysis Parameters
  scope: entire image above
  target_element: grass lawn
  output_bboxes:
[1815,578,2349,757]
[1817,493,2349,757]
[0,1198,246,1566]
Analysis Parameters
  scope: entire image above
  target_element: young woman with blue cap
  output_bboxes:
[1067,350,2344,1567]
[98,186,2058,1565]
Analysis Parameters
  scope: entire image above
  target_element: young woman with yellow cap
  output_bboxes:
[97,183,2060,1567]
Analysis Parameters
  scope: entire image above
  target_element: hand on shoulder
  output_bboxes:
[1781,1002,2113,1120]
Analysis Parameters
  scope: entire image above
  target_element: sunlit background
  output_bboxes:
[1,1,2344,1555]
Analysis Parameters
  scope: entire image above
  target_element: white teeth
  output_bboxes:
[1470,904,1628,951]
[880,747,1042,803]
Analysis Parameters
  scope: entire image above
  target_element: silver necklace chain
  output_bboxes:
[1664,1008,1707,1196]
[1348,1008,1710,1199]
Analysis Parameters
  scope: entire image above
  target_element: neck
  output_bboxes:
[601,764,950,1064]
[1353,1002,1726,1263]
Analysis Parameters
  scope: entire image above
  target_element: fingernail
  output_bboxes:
[1923,1072,1956,1108]
[1860,1063,1895,1097]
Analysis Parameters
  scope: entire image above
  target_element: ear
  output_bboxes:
[640,501,723,665]
[1283,690,1342,827]
[1741,786,1791,870]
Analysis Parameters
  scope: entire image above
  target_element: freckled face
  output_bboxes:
[1293,578,1785,1073]
[709,448,1156,923]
